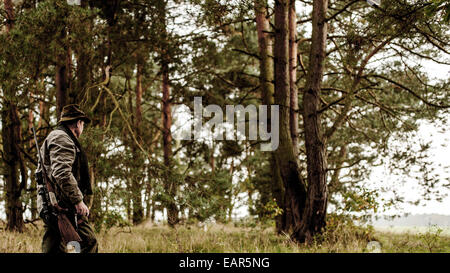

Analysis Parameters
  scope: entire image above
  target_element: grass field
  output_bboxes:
[1,221,450,253]
[374,226,450,236]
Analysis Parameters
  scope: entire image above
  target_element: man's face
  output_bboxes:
[75,120,84,138]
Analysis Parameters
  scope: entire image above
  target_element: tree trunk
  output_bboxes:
[2,103,25,232]
[74,34,91,102]
[37,94,47,131]
[135,62,143,133]
[131,60,144,225]
[254,0,286,233]
[292,0,329,243]
[273,0,307,233]
[28,93,37,219]
[145,118,161,222]
[77,0,91,97]
[88,78,107,227]
[151,197,156,222]
[255,0,274,108]
[4,0,14,31]
[162,62,178,226]
[55,27,69,120]
[55,63,67,119]
[1,0,24,233]
[131,185,143,225]
[289,0,299,157]
[159,0,179,227]
[145,183,152,219]
[87,165,102,223]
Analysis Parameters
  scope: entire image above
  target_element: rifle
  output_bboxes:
[32,125,82,248]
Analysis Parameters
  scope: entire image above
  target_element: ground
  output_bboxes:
[1,221,450,253]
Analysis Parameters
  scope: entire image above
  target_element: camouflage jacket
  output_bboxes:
[37,128,90,213]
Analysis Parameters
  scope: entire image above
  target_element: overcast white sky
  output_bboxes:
[369,118,450,216]
[374,59,449,216]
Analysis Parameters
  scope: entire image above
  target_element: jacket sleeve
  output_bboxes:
[48,133,83,205]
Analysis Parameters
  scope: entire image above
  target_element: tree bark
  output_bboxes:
[55,63,67,119]
[73,1,96,103]
[4,0,14,31]
[131,59,144,225]
[254,0,286,233]
[55,26,69,120]
[37,94,46,131]
[293,0,329,243]
[1,0,24,232]
[28,93,37,219]
[145,182,152,219]
[289,0,299,157]
[2,103,25,232]
[74,44,90,103]
[162,61,179,226]
[159,0,179,227]
[135,61,143,136]
[88,165,102,225]
[273,0,307,233]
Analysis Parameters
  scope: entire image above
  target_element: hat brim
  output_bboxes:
[58,116,91,125]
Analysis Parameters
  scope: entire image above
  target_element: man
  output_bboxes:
[37,104,98,253]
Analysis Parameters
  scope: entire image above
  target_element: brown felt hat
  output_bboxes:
[58,104,91,125]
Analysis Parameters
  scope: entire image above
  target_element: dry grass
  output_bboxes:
[374,226,450,253]
[93,223,305,253]
[1,221,450,253]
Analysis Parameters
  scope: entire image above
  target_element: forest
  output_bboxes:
[0,0,449,251]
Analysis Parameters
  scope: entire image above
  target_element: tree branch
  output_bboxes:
[318,96,346,114]
[232,48,261,60]
[325,0,360,22]
[324,36,395,140]
[366,74,450,108]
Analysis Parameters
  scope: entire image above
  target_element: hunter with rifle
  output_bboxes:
[35,104,98,253]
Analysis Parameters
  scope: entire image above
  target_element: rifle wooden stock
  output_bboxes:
[57,213,82,244]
